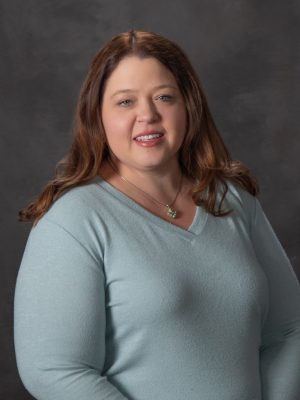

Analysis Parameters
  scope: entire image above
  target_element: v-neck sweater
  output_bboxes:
[14,176,300,400]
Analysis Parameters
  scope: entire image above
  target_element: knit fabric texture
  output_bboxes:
[14,176,300,400]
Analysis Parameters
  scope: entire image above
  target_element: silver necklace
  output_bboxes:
[107,159,183,219]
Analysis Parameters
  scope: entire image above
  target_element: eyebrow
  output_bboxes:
[110,84,178,98]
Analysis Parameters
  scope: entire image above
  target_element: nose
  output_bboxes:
[136,99,160,123]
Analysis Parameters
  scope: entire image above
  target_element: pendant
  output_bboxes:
[167,206,177,219]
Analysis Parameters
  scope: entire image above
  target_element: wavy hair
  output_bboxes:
[19,29,259,225]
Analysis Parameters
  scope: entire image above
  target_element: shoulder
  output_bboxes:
[31,177,108,255]
[221,179,257,228]
[44,178,100,220]
[224,179,256,210]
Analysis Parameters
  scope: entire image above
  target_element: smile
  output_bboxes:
[135,133,163,141]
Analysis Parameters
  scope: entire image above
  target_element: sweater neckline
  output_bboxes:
[93,175,208,240]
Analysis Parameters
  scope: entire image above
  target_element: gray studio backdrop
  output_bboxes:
[1,1,299,398]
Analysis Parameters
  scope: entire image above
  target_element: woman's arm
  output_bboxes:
[250,198,300,400]
[14,217,128,400]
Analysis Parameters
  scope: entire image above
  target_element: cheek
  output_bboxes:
[102,110,132,138]
[167,107,187,132]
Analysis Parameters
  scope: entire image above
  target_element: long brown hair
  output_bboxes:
[19,29,259,225]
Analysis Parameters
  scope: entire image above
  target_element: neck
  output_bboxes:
[106,156,184,202]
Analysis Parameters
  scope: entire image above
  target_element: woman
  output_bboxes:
[14,30,300,400]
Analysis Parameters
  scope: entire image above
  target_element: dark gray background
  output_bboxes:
[1,1,299,398]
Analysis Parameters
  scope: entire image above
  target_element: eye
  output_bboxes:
[117,99,133,107]
[157,95,173,102]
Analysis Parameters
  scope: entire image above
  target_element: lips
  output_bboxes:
[133,130,164,140]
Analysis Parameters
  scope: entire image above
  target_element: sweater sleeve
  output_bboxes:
[250,198,300,400]
[14,217,128,400]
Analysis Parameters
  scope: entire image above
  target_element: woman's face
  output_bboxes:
[100,55,187,174]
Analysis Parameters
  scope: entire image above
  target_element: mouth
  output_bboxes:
[133,131,165,141]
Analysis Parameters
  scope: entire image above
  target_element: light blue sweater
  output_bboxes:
[14,176,300,400]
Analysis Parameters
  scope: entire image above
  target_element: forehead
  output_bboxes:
[104,56,178,91]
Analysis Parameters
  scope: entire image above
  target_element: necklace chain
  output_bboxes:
[107,158,183,219]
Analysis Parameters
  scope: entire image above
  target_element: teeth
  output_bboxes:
[136,133,162,141]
